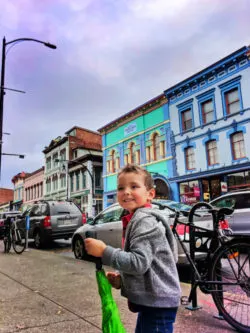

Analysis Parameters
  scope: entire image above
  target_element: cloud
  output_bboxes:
[0,0,250,187]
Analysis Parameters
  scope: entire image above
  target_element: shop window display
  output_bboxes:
[180,180,200,205]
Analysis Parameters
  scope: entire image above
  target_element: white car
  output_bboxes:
[210,191,250,235]
[71,199,212,265]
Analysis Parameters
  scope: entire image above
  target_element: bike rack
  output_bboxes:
[185,206,224,318]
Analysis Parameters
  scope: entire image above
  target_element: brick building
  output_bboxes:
[0,188,13,204]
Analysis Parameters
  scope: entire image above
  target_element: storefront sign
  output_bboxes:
[221,182,228,193]
[124,123,137,136]
[193,186,200,197]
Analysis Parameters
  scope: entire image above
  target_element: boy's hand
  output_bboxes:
[84,238,107,257]
[106,272,121,289]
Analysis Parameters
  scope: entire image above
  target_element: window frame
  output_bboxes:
[177,99,194,134]
[185,147,196,170]
[219,76,243,118]
[231,131,246,160]
[152,133,160,161]
[206,140,218,166]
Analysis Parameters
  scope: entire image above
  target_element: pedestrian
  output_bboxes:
[85,164,181,333]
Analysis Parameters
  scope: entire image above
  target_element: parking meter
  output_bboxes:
[25,216,30,250]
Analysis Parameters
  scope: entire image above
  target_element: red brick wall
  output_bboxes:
[68,128,102,160]
[0,188,14,204]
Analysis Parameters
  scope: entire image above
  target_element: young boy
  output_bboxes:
[85,164,181,333]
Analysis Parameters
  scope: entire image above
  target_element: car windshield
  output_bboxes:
[152,199,191,212]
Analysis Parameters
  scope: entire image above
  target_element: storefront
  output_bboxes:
[227,171,250,191]
[179,168,250,205]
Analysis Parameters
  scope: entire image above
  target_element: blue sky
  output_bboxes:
[0,0,250,188]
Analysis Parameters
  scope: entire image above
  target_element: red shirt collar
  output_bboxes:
[122,203,152,227]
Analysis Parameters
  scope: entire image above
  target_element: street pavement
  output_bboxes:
[0,243,235,333]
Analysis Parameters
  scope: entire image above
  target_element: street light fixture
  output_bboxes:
[2,153,25,159]
[0,36,57,179]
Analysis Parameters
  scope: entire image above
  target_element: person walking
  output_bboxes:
[85,164,181,333]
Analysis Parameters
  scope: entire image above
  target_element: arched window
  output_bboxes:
[129,142,136,164]
[206,140,218,165]
[152,133,160,160]
[110,150,115,173]
[185,147,195,170]
[231,132,245,160]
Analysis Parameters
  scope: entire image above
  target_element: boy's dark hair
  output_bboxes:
[118,164,154,190]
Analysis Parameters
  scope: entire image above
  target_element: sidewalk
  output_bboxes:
[0,245,234,333]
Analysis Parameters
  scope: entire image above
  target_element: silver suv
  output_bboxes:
[210,190,250,235]
[16,200,84,248]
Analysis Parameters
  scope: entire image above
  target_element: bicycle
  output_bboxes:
[3,216,26,254]
[171,201,250,333]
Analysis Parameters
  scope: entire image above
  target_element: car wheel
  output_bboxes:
[73,236,86,259]
[34,230,44,249]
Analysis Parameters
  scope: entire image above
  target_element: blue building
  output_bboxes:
[164,46,250,204]
[98,94,177,208]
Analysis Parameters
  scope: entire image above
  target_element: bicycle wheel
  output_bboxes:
[210,239,250,333]
[4,234,11,253]
[12,228,26,254]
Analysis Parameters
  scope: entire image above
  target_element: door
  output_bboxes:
[93,205,123,248]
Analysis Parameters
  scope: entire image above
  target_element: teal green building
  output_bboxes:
[98,94,178,208]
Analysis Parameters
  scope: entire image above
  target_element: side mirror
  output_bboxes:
[87,217,94,225]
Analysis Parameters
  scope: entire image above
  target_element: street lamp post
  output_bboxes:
[0,36,56,179]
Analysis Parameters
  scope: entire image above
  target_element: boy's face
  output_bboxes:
[117,172,155,213]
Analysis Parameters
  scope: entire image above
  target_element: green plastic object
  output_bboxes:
[96,269,126,333]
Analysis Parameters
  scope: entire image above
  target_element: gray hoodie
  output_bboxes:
[102,207,181,308]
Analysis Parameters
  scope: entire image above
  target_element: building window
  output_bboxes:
[53,153,58,168]
[201,99,214,124]
[225,88,240,115]
[160,141,165,158]
[70,174,74,192]
[180,180,200,205]
[130,142,136,164]
[60,149,66,161]
[53,176,58,190]
[76,171,80,191]
[95,167,102,188]
[219,76,243,117]
[136,150,140,164]
[110,150,115,173]
[60,175,66,188]
[115,157,120,170]
[124,154,128,165]
[228,171,250,191]
[146,146,151,162]
[152,133,160,160]
[206,140,218,165]
[82,171,86,188]
[231,132,246,160]
[185,147,195,170]
[46,179,51,193]
[46,157,51,171]
[182,109,193,131]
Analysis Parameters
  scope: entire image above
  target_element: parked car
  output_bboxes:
[16,200,85,248]
[210,190,250,235]
[0,211,22,240]
[71,199,211,265]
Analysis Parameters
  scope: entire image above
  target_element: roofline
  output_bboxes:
[164,46,248,95]
[98,93,166,132]
[65,126,101,136]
